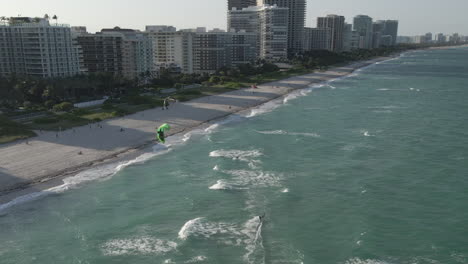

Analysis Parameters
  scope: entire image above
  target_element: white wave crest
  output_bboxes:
[209,180,232,190]
[178,217,241,241]
[246,100,283,118]
[209,149,263,166]
[345,258,390,264]
[101,236,177,256]
[257,130,320,138]
[185,256,207,263]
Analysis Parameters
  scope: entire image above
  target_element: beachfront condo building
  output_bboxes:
[382,20,399,46]
[372,20,399,47]
[74,32,124,75]
[343,23,360,51]
[146,27,258,75]
[0,17,80,78]
[100,27,154,80]
[228,4,289,61]
[317,15,345,52]
[257,0,306,55]
[228,0,257,10]
[303,27,332,51]
[353,15,374,49]
[145,28,194,74]
[192,30,257,74]
[436,33,447,43]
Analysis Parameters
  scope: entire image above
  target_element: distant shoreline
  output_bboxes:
[0,47,458,207]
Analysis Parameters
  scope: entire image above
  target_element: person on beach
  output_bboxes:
[162,97,176,110]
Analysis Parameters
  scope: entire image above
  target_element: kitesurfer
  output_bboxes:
[156,123,171,143]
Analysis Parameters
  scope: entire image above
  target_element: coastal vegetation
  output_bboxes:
[0,43,465,143]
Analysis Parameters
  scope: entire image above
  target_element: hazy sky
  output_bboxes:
[1,0,467,35]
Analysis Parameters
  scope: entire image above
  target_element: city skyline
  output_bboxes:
[2,0,468,36]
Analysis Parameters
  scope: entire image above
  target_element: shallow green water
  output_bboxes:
[1,48,468,264]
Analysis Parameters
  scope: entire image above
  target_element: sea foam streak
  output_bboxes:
[345,258,391,264]
[209,149,263,168]
[101,236,177,256]
[178,217,241,241]
[257,130,321,138]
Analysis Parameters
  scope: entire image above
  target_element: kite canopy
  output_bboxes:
[157,123,171,132]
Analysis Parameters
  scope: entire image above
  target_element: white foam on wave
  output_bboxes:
[185,256,208,263]
[345,258,391,264]
[209,180,243,190]
[178,216,266,263]
[361,130,373,137]
[372,110,393,114]
[0,145,170,213]
[282,188,290,193]
[178,217,241,241]
[209,149,263,167]
[257,130,321,138]
[369,105,407,110]
[101,236,177,256]
[213,169,282,190]
[246,99,283,118]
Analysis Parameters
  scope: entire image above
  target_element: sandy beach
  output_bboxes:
[0,56,392,204]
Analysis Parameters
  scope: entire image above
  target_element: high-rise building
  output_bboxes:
[100,27,154,80]
[303,28,332,51]
[372,21,385,48]
[258,0,306,55]
[436,33,446,43]
[145,25,176,33]
[0,17,80,78]
[317,15,345,52]
[228,5,289,61]
[424,32,433,43]
[192,31,257,74]
[380,35,393,46]
[343,23,359,51]
[382,20,398,46]
[145,28,194,74]
[371,20,399,47]
[449,33,461,43]
[75,33,123,75]
[228,0,257,10]
[396,36,412,44]
[228,5,261,33]
[353,15,373,49]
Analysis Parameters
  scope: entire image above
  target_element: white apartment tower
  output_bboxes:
[192,30,258,74]
[353,15,373,49]
[0,17,80,78]
[303,28,332,51]
[343,23,360,51]
[228,5,289,61]
[257,0,305,55]
[101,27,154,80]
[317,15,345,52]
[145,27,194,74]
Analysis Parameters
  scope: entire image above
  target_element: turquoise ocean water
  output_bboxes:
[1,48,468,264]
